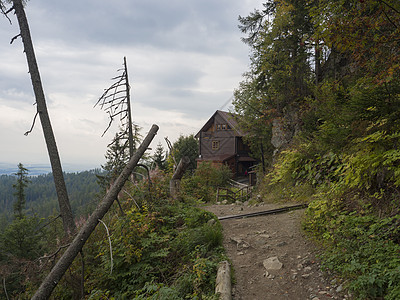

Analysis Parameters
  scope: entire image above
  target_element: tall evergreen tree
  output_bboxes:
[12,163,30,219]
[235,0,316,155]
[98,132,129,191]
[97,126,144,191]
[152,142,167,171]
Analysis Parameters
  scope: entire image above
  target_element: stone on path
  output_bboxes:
[263,256,283,270]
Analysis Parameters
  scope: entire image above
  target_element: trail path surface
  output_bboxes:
[205,202,349,300]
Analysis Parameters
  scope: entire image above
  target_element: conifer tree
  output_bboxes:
[12,163,30,220]
[97,132,130,192]
[152,142,166,171]
[97,125,143,191]
[234,0,320,158]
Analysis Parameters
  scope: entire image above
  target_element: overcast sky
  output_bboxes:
[0,0,261,171]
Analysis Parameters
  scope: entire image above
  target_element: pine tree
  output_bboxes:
[152,142,166,171]
[234,0,317,156]
[12,163,30,220]
[97,131,130,192]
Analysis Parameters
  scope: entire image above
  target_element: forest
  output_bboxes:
[1,0,400,299]
[0,169,102,229]
[232,0,400,299]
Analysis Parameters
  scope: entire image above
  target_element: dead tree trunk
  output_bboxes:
[32,124,159,300]
[12,0,76,235]
[169,156,190,200]
[124,57,134,158]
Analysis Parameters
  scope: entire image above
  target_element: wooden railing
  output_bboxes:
[216,180,252,203]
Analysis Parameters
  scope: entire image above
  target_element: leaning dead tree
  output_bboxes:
[169,156,190,200]
[95,57,136,157]
[32,124,159,300]
[3,0,76,235]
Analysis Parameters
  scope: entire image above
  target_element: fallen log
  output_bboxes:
[32,124,159,300]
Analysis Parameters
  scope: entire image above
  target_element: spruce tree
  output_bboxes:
[152,142,166,171]
[12,163,30,220]
[97,131,130,192]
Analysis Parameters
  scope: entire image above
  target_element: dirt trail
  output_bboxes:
[205,202,349,300]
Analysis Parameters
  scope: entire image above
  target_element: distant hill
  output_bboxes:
[0,169,104,226]
[0,162,101,176]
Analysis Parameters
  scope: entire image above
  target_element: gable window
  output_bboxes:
[216,123,229,130]
[212,140,220,150]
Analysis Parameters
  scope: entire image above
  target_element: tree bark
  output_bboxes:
[170,156,190,199]
[32,124,159,300]
[12,0,76,235]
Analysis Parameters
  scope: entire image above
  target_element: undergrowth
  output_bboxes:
[49,167,229,299]
[263,135,400,299]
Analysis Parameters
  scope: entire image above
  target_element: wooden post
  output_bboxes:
[169,156,190,200]
[215,260,231,300]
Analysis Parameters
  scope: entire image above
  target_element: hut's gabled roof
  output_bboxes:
[195,110,245,138]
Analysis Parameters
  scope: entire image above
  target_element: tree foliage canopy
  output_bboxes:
[234,1,400,298]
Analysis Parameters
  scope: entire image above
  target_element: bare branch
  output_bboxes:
[94,84,125,107]
[24,111,39,136]
[379,0,400,15]
[2,277,10,300]
[123,189,140,210]
[111,74,125,80]
[101,95,127,106]
[94,58,133,138]
[98,219,113,274]
[101,115,114,137]
[37,243,71,267]
[1,5,13,25]
[165,137,177,167]
[382,8,398,28]
[35,214,61,233]
[102,90,126,101]
[10,33,21,44]
[5,6,14,15]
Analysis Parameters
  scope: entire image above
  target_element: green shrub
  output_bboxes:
[88,201,225,299]
[304,194,400,299]
[181,162,232,203]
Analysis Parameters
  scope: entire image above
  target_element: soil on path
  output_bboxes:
[205,202,349,300]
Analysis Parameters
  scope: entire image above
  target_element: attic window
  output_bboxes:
[217,123,229,130]
[212,140,220,150]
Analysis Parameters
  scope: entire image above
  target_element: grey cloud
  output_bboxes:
[27,0,248,53]
[0,0,261,168]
